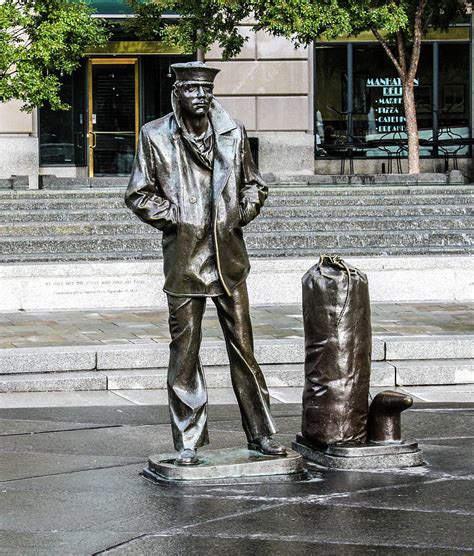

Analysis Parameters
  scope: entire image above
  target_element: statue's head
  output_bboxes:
[171,61,220,118]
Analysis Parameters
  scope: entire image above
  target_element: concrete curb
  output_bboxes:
[0,335,472,392]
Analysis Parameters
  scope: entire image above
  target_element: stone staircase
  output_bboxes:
[0,184,472,263]
[1,335,473,393]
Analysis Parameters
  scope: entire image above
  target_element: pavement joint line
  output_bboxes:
[410,408,474,412]
[0,423,125,437]
[153,501,289,537]
[129,475,463,518]
[171,532,474,552]
[0,460,144,484]
[188,475,457,505]
[419,435,474,441]
[94,534,149,555]
[316,500,474,516]
[109,391,142,405]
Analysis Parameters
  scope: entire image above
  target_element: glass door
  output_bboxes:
[88,58,139,176]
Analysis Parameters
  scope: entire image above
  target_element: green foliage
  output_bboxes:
[127,0,465,60]
[0,0,109,111]
[126,0,252,59]
[256,0,465,43]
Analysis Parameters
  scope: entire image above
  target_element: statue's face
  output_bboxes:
[177,83,213,117]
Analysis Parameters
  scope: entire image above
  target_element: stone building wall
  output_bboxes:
[0,101,38,185]
[206,25,315,174]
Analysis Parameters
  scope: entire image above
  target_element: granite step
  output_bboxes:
[384,335,474,360]
[250,216,473,232]
[0,361,469,393]
[246,245,473,257]
[1,215,472,237]
[1,336,472,372]
[393,359,474,386]
[0,338,383,376]
[262,204,473,218]
[0,199,128,211]
[2,204,472,223]
[0,245,471,264]
[0,180,474,195]
[247,230,473,250]
[0,193,472,211]
[0,333,472,393]
[0,186,471,261]
[0,371,106,393]
[2,229,470,255]
[265,194,474,207]
[0,190,125,200]
[0,362,397,392]
[1,184,473,199]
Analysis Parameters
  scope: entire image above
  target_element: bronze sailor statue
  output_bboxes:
[125,61,286,465]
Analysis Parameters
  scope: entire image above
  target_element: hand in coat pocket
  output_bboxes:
[239,199,259,227]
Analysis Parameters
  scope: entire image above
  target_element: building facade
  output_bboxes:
[1,7,473,184]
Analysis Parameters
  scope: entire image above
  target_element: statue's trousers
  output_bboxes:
[167,281,277,450]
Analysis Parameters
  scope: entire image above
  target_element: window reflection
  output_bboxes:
[142,55,193,124]
[314,45,348,155]
[39,66,86,166]
[353,44,432,157]
[439,43,470,156]
[315,42,470,159]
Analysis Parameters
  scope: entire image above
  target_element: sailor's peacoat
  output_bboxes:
[124,99,268,296]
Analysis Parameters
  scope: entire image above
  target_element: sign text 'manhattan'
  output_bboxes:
[366,77,420,87]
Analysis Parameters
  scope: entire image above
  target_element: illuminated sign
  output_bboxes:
[366,77,419,134]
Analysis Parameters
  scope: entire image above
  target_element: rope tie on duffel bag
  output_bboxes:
[319,254,352,328]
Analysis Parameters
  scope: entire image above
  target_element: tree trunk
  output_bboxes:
[403,80,420,174]
[196,29,205,61]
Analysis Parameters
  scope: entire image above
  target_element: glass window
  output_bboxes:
[314,45,348,155]
[315,41,471,159]
[438,43,470,156]
[39,65,86,166]
[142,54,194,124]
[352,44,432,157]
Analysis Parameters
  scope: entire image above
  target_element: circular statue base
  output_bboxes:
[143,447,306,485]
[292,433,424,470]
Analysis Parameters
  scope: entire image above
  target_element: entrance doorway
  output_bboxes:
[87,58,139,176]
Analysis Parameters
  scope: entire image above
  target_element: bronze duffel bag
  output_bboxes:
[301,255,372,446]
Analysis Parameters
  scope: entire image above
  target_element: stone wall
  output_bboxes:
[0,256,471,312]
[206,25,315,175]
[0,101,39,185]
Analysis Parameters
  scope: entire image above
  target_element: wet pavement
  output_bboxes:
[0,302,472,349]
[1,300,473,553]
[0,399,473,554]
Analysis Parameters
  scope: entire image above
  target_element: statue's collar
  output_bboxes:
[171,96,237,137]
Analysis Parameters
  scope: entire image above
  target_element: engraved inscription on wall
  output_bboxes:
[43,277,136,296]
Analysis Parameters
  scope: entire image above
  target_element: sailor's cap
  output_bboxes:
[171,61,220,85]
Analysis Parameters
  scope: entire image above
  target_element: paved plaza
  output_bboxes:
[0,398,473,554]
[0,301,472,554]
[0,302,472,349]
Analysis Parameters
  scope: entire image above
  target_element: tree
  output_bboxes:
[0,0,109,111]
[128,0,466,174]
[250,0,466,173]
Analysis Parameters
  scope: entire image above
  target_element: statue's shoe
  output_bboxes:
[248,436,287,456]
[175,448,199,466]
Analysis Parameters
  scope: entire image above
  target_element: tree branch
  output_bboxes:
[371,26,403,76]
[396,30,407,75]
[1,62,17,77]
[8,28,25,40]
